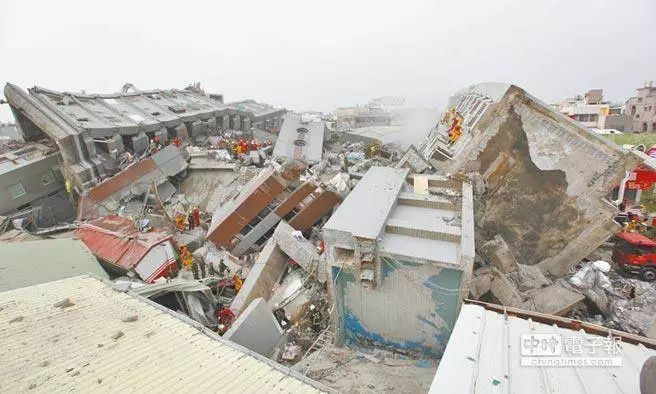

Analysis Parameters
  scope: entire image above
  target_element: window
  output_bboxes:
[7,183,26,199]
[643,123,649,132]
[590,114,598,122]
[41,170,55,186]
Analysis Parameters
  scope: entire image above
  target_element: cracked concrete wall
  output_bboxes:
[443,85,643,276]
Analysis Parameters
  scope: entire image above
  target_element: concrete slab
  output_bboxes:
[224,298,283,357]
[524,282,585,316]
[272,221,320,274]
[481,235,518,274]
[230,240,287,314]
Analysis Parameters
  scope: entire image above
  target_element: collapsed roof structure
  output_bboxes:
[418,83,647,276]
[75,215,177,282]
[3,83,284,193]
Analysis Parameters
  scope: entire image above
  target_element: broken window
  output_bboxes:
[7,183,26,199]
[41,170,55,186]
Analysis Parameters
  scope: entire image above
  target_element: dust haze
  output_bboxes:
[1,0,654,122]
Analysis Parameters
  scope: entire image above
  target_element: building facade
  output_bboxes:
[206,162,341,256]
[0,142,74,227]
[626,82,656,132]
[323,167,474,357]
[552,89,632,131]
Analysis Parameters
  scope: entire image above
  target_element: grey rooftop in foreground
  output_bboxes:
[429,304,656,394]
[0,275,329,393]
[0,239,108,292]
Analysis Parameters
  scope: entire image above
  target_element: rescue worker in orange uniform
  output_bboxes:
[232,273,243,291]
[179,245,193,269]
[175,213,186,231]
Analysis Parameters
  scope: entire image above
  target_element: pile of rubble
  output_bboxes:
[3,80,656,392]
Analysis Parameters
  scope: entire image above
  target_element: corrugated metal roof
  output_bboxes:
[0,239,108,292]
[323,166,409,239]
[0,275,329,393]
[75,216,176,282]
[429,304,656,393]
[273,114,325,162]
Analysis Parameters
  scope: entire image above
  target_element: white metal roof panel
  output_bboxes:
[429,304,656,394]
[0,275,329,393]
[323,166,409,240]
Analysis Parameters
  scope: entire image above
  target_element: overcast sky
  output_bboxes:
[1,0,654,123]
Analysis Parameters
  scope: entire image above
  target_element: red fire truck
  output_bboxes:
[612,231,656,281]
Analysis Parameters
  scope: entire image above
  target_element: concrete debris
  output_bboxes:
[481,235,519,274]
[421,83,645,278]
[77,145,188,220]
[506,263,551,292]
[569,260,615,315]
[396,144,432,173]
[223,297,283,357]
[282,342,303,361]
[5,79,656,392]
[470,264,584,316]
[272,221,321,274]
[205,161,340,256]
[53,298,75,309]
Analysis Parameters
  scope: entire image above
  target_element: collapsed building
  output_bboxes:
[205,162,341,256]
[77,145,187,220]
[418,83,646,277]
[3,83,281,193]
[322,167,475,357]
[222,100,286,133]
[0,142,75,226]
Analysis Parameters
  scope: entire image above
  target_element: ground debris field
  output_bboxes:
[1,80,656,394]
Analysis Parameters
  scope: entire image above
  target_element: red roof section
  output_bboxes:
[75,215,173,271]
[618,231,656,247]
